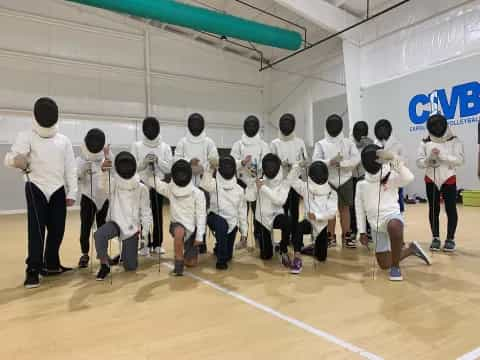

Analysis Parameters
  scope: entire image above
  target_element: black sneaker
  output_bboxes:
[78,254,90,268]
[216,262,228,270]
[109,255,121,266]
[40,265,72,277]
[430,238,441,252]
[199,244,207,254]
[443,239,456,253]
[328,233,337,248]
[344,233,357,249]
[24,270,40,289]
[96,264,110,281]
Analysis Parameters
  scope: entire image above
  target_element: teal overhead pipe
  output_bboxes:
[66,0,303,50]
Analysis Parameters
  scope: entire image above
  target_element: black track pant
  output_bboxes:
[148,188,164,248]
[255,214,291,260]
[293,220,328,261]
[25,183,66,272]
[79,195,109,255]
[426,182,458,240]
[283,188,300,239]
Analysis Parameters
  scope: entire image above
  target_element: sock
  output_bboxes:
[174,260,184,275]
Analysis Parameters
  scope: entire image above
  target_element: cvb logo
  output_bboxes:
[409,81,480,125]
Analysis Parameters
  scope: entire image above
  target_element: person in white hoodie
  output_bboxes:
[201,156,248,270]
[356,144,431,281]
[230,115,270,250]
[146,159,206,276]
[131,116,172,256]
[76,128,111,268]
[94,152,152,281]
[374,119,406,214]
[248,153,291,265]
[287,161,338,274]
[313,114,360,249]
[4,98,77,288]
[416,114,464,252]
[271,114,307,249]
[175,113,218,254]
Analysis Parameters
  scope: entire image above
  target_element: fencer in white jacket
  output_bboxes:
[200,156,248,270]
[131,117,172,256]
[356,145,430,281]
[247,153,291,263]
[313,115,360,248]
[4,97,77,288]
[146,159,206,276]
[287,163,338,274]
[416,114,464,252]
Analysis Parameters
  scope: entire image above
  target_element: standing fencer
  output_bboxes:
[350,121,373,240]
[94,152,152,280]
[76,128,111,268]
[374,119,406,213]
[146,160,206,276]
[201,156,248,270]
[175,113,218,254]
[230,115,270,250]
[4,98,77,288]
[356,145,430,281]
[271,114,307,247]
[313,114,360,248]
[131,116,172,256]
[416,114,464,252]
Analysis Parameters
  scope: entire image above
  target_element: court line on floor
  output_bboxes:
[162,263,383,360]
[457,347,480,360]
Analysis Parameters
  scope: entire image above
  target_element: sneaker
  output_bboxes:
[24,270,40,289]
[109,255,120,266]
[280,253,291,268]
[344,233,357,249]
[153,247,166,255]
[138,246,150,257]
[235,239,248,250]
[169,269,184,276]
[78,254,90,268]
[389,266,403,281]
[411,241,432,265]
[96,264,110,281]
[216,262,228,270]
[443,239,456,253]
[328,233,337,248]
[40,265,72,277]
[290,257,303,275]
[430,238,441,252]
[199,244,207,254]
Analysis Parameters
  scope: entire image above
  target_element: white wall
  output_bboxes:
[0,0,264,211]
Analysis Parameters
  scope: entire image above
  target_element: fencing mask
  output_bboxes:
[353,121,369,143]
[172,159,193,187]
[84,128,105,154]
[361,144,382,175]
[427,114,448,138]
[219,156,236,180]
[262,153,281,179]
[279,113,295,136]
[34,97,58,128]
[188,113,205,137]
[326,114,343,137]
[143,117,160,140]
[115,152,137,180]
[309,161,329,185]
[374,119,392,142]
[244,115,260,138]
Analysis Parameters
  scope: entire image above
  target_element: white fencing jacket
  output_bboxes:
[4,122,77,201]
[131,135,172,183]
[231,134,270,186]
[174,131,219,186]
[247,170,289,231]
[355,162,414,234]
[271,133,307,179]
[287,165,337,236]
[313,133,360,188]
[200,171,248,236]
[375,136,405,162]
[76,144,112,208]
[100,173,152,241]
[146,177,206,241]
[416,128,464,188]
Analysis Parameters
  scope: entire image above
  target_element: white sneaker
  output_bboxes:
[153,246,166,255]
[138,247,150,257]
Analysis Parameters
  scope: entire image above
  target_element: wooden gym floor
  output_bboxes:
[1,204,479,360]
